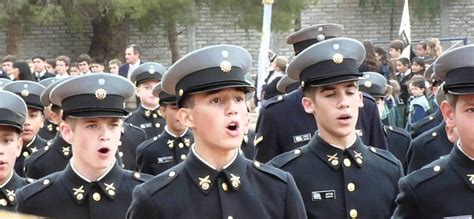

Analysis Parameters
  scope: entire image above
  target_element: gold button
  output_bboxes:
[43,179,50,185]
[93,192,101,202]
[118,141,122,146]
[180,154,187,160]
[168,171,176,177]
[134,172,141,179]
[294,149,301,155]
[433,165,441,172]
[277,95,283,101]
[222,183,228,192]
[254,161,261,167]
[76,193,84,201]
[108,190,115,196]
[370,147,376,152]
[432,132,437,137]
[153,114,157,118]
[356,158,363,165]
[349,209,358,218]
[155,123,161,128]
[228,216,233,219]
[0,199,7,206]
[343,158,351,167]
[331,159,339,166]
[347,183,356,192]
[23,151,29,157]
[119,152,124,157]
[8,196,14,202]
[429,116,434,120]
[178,143,184,148]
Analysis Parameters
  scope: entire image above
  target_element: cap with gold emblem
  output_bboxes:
[40,77,71,108]
[3,81,46,110]
[287,37,365,88]
[50,73,134,118]
[152,83,176,105]
[286,24,344,55]
[276,75,299,93]
[434,44,474,95]
[0,90,27,132]
[161,44,255,107]
[130,62,166,86]
[358,72,387,98]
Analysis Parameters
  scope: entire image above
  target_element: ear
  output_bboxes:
[60,122,74,145]
[445,122,459,144]
[177,108,195,128]
[40,114,45,128]
[440,100,455,127]
[159,106,166,119]
[358,91,364,108]
[135,86,141,98]
[15,137,23,158]
[301,96,315,114]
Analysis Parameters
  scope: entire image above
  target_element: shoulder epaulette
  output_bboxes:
[367,146,401,167]
[262,95,285,109]
[130,171,153,183]
[406,158,447,188]
[136,136,159,152]
[386,126,411,139]
[18,175,57,202]
[142,164,184,195]
[268,148,303,168]
[252,160,289,183]
[25,148,49,165]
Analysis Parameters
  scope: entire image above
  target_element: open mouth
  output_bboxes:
[337,113,352,121]
[0,161,7,165]
[226,121,240,131]
[98,147,110,154]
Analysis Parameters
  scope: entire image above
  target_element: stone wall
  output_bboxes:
[0,0,472,67]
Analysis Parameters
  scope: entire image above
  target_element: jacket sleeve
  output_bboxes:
[127,185,157,219]
[284,172,307,219]
[392,177,420,219]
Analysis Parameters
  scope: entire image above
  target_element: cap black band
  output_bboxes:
[293,36,336,55]
[158,92,177,105]
[135,72,162,86]
[444,67,474,94]
[62,94,127,118]
[20,94,44,110]
[0,109,23,132]
[301,59,362,86]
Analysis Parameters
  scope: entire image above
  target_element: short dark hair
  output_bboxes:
[91,57,104,65]
[56,55,71,66]
[127,44,141,55]
[1,55,17,63]
[32,55,46,61]
[46,58,56,69]
[389,40,405,52]
[398,57,410,66]
[180,95,195,109]
[409,75,426,89]
[77,54,92,64]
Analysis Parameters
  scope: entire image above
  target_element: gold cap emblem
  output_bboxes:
[332,53,344,64]
[364,81,372,88]
[220,60,232,72]
[95,88,107,100]
[179,89,184,96]
[21,89,29,97]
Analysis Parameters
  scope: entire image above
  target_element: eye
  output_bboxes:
[235,96,244,102]
[86,124,97,129]
[211,97,221,104]
[466,108,474,113]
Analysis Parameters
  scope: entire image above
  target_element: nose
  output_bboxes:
[226,99,239,116]
[337,93,351,109]
[98,125,111,142]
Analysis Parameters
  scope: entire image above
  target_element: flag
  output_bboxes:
[398,0,411,58]
[256,0,273,104]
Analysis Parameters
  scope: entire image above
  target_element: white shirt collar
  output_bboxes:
[191,144,238,170]
[0,171,14,188]
[318,132,356,150]
[25,135,37,148]
[165,126,188,138]
[70,157,116,182]
[457,140,474,161]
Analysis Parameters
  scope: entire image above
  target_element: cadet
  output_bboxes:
[276,75,299,94]
[270,38,403,218]
[37,78,60,140]
[0,91,30,212]
[127,45,306,219]
[3,81,47,177]
[394,44,474,218]
[117,122,147,170]
[136,83,194,175]
[359,72,411,170]
[255,24,388,163]
[125,62,166,138]
[16,73,152,218]
[24,78,72,179]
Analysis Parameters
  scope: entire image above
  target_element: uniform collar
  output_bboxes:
[162,128,193,150]
[23,135,44,155]
[185,147,247,195]
[448,144,474,191]
[64,161,123,204]
[51,134,72,159]
[138,105,160,118]
[309,134,366,170]
[0,172,24,206]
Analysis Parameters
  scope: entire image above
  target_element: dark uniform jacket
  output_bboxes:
[384,125,411,171]
[15,135,46,177]
[270,135,403,219]
[127,150,307,219]
[394,146,474,218]
[241,131,256,159]
[255,88,387,163]
[16,163,152,219]
[24,134,72,179]
[136,128,194,175]
[118,122,147,170]
[124,106,165,139]
[406,121,453,174]
[409,109,443,139]
[0,172,29,212]
[33,72,55,82]
[38,120,58,140]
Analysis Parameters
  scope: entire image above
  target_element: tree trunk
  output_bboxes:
[88,16,129,64]
[6,17,21,56]
[168,17,180,64]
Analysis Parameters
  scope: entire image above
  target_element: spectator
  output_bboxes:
[77,54,92,74]
[55,55,70,78]
[108,59,121,74]
[45,58,56,74]
[407,75,430,127]
[90,58,105,73]
[1,55,17,78]
[11,61,34,81]
[411,57,425,75]
[31,56,55,81]
[69,62,81,76]
[262,56,287,100]
[119,44,143,78]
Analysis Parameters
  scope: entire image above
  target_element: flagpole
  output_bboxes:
[399,0,411,58]
[256,0,273,106]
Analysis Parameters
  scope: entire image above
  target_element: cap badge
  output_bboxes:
[21,89,29,97]
[95,88,107,100]
[220,50,232,72]
[364,81,372,88]
[317,34,325,41]
[148,66,155,74]
[332,53,344,64]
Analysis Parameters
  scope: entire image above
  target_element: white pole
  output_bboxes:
[256,0,273,105]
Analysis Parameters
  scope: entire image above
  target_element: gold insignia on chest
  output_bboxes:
[198,175,211,190]
[6,189,15,202]
[104,183,116,196]
[145,110,151,117]
[326,153,339,166]
[230,174,240,188]
[184,138,191,147]
[31,147,38,153]
[354,151,363,164]
[167,140,174,149]
[73,185,85,201]
[62,147,70,156]
[468,174,474,184]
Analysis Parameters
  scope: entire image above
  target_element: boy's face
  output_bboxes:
[396,61,408,73]
[1,61,13,74]
[45,63,54,73]
[69,66,81,76]
[441,95,474,153]
[32,58,46,72]
[409,83,424,97]
[178,88,248,152]
[109,64,119,74]
[389,48,401,59]
[416,44,427,57]
[411,62,423,73]
[61,117,122,172]
[22,108,44,145]
[78,61,90,73]
[0,126,22,182]
[55,60,69,75]
[160,104,186,134]
[91,63,104,73]
[136,80,160,109]
[302,81,363,141]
